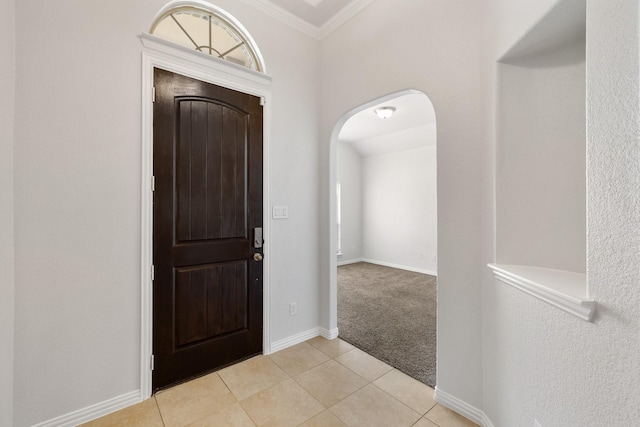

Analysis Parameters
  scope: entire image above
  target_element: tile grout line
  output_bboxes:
[369,381,425,422]
[237,399,260,427]
[266,351,328,426]
[328,346,430,425]
[216,367,249,401]
[332,347,394,383]
[181,371,251,427]
[153,395,168,427]
[323,340,438,418]
[288,360,353,416]
[235,356,324,427]
[295,341,425,427]
[287,343,362,426]
[287,340,372,426]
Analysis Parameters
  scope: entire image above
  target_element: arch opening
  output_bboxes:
[328,89,438,386]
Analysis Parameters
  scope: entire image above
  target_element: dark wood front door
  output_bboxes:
[152,68,263,391]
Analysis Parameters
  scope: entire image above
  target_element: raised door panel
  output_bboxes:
[176,100,248,242]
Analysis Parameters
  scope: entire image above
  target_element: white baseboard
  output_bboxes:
[361,258,437,276]
[434,387,494,427]
[319,326,339,340]
[337,258,364,266]
[268,326,340,354]
[269,327,321,353]
[32,390,142,427]
[35,328,342,426]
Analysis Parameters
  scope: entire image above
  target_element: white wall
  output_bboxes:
[246,5,321,345]
[320,0,485,408]
[497,27,586,274]
[336,141,362,263]
[10,1,639,425]
[482,0,640,425]
[12,1,319,425]
[0,0,15,425]
[362,146,437,274]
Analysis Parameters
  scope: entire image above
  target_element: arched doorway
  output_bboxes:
[330,89,438,386]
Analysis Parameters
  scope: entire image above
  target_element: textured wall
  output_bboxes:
[482,0,640,425]
[0,0,15,425]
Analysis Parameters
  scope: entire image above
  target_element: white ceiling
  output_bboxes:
[242,0,376,39]
[266,0,358,27]
[338,92,437,157]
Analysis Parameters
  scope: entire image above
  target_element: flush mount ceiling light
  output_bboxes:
[374,106,396,119]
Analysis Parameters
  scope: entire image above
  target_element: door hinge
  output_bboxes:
[151,265,155,281]
[150,355,155,371]
[151,176,156,192]
[152,87,156,103]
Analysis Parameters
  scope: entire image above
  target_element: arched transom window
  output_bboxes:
[151,1,264,72]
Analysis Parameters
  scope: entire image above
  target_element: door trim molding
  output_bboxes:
[140,33,272,399]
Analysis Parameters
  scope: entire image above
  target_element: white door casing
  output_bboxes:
[139,32,272,399]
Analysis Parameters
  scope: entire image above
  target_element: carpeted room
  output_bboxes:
[335,90,438,388]
[338,262,437,387]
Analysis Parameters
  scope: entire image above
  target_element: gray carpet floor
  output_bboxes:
[337,262,436,387]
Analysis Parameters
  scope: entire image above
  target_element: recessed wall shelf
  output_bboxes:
[488,264,595,321]
[491,0,592,322]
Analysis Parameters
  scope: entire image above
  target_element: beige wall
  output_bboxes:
[8,0,640,425]
[0,0,15,424]
[319,0,485,407]
[336,141,362,263]
[12,1,320,425]
[362,146,437,274]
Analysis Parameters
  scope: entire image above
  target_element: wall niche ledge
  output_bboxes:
[488,264,595,322]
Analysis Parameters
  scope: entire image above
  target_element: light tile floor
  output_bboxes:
[81,337,478,427]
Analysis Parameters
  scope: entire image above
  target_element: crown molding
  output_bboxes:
[239,0,376,40]
[319,0,376,39]
[239,0,321,39]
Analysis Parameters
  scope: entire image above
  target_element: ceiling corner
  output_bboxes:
[319,0,377,39]
[238,0,322,40]
[239,0,376,40]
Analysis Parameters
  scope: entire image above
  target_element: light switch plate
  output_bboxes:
[273,206,288,219]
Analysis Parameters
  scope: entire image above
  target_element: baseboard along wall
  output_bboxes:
[33,327,341,427]
[337,257,438,276]
[31,390,142,427]
[269,326,339,353]
[435,387,495,427]
[361,258,437,276]
[337,257,364,266]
